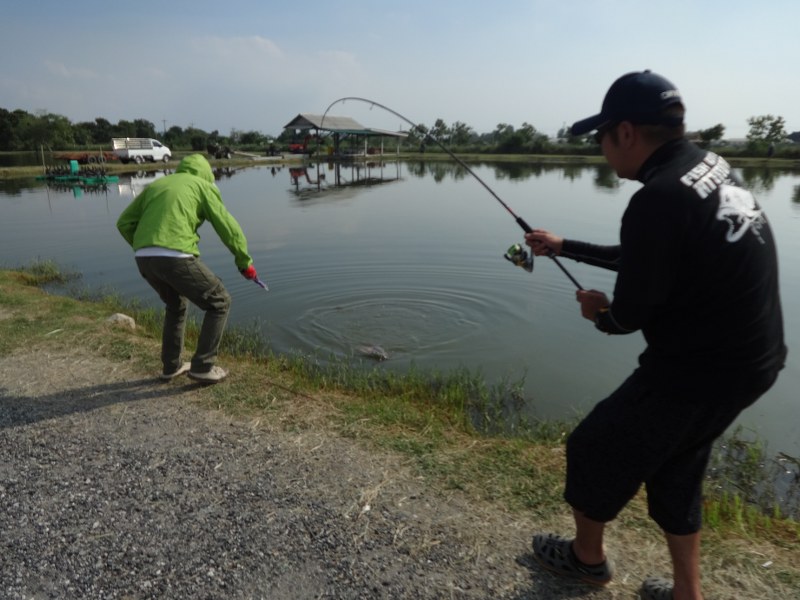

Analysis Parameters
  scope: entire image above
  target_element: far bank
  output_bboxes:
[3,151,800,180]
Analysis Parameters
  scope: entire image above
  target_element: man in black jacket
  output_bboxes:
[526,71,786,600]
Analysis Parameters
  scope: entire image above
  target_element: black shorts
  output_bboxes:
[564,368,777,535]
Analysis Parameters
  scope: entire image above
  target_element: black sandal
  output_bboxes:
[532,533,613,586]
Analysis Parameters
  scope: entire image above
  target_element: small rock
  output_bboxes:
[105,313,135,330]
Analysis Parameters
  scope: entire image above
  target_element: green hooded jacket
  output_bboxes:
[116,154,253,270]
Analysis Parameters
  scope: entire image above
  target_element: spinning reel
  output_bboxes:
[320,96,582,289]
[503,242,533,273]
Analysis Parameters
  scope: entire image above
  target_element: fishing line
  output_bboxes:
[320,97,583,290]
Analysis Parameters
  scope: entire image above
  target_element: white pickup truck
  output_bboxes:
[112,138,172,164]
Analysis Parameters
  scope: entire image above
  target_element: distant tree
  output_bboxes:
[133,118,157,139]
[20,111,75,149]
[530,133,552,154]
[46,113,77,148]
[429,118,450,142]
[115,120,137,138]
[787,131,800,143]
[518,122,536,145]
[492,123,515,146]
[450,121,474,146]
[475,131,495,147]
[275,129,295,144]
[184,126,210,151]
[747,115,786,143]
[698,124,725,146]
[557,124,586,144]
[72,121,96,146]
[239,130,267,147]
[396,124,428,151]
[163,125,185,147]
[92,118,114,144]
[0,108,25,150]
[556,124,586,145]
[490,122,548,153]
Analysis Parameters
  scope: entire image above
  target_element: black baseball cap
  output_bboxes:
[570,70,684,135]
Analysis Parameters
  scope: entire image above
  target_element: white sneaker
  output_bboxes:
[159,362,191,381]
[188,365,229,384]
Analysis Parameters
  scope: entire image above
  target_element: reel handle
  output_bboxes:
[514,215,583,289]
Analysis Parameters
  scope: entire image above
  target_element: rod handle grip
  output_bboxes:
[515,216,533,233]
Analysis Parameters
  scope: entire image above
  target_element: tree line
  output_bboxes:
[0,108,275,154]
[0,107,797,158]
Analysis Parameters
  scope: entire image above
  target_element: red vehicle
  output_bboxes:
[287,135,315,155]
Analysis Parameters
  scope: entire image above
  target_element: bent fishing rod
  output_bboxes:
[320,97,583,290]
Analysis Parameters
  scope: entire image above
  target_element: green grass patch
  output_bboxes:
[5,257,81,286]
[2,264,798,546]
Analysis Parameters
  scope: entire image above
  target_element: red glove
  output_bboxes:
[240,265,257,280]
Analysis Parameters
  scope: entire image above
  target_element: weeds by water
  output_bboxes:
[708,427,800,524]
[92,279,800,528]
[4,257,80,286]
[5,263,798,536]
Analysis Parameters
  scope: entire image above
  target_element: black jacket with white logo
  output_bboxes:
[562,139,786,389]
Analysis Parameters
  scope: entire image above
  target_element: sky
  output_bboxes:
[2,0,798,140]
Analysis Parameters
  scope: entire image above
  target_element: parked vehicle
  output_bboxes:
[112,138,171,164]
[207,142,233,159]
[287,135,315,156]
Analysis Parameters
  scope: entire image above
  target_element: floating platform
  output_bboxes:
[36,174,120,184]
[36,157,119,185]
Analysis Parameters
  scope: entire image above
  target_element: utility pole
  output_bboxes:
[162,119,167,136]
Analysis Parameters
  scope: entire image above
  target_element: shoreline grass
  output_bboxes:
[2,152,799,180]
[4,261,798,533]
[3,270,800,594]
[2,259,798,596]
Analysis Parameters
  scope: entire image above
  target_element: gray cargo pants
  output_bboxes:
[135,256,231,375]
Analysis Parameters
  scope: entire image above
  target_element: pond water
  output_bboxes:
[1,160,798,465]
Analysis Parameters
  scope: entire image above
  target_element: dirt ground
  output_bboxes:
[0,338,794,599]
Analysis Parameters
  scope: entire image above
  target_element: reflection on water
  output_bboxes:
[0,177,40,196]
[116,171,169,196]
[287,161,403,194]
[115,168,237,197]
[402,159,623,190]
[739,165,800,194]
[0,151,39,167]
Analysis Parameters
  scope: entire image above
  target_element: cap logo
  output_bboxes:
[660,89,681,100]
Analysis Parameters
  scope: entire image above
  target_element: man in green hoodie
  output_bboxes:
[116,154,259,383]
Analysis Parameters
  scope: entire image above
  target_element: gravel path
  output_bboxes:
[4,345,793,599]
[1,349,623,600]
[1,273,797,600]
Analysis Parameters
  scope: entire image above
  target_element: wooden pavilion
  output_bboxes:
[283,114,408,157]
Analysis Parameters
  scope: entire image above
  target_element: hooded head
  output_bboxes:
[176,153,215,184]
[571,70,684,136]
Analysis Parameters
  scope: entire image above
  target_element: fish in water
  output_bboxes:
[356,344,389,361]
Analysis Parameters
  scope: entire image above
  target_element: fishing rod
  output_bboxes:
[320,97,583,290]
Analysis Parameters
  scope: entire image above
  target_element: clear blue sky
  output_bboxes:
[2,0,798,139]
